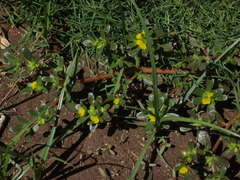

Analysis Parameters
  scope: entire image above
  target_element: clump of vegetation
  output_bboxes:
[0,0,240,179]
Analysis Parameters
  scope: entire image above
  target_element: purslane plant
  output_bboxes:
[75,92,110,132]
[1,1,240,179]
[192,79,228,110]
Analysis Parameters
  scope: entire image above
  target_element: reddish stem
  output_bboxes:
[212,113,240,153]
[79,67,180,83]
[168,77,190,97]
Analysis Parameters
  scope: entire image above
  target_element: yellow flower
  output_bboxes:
[179,166,189,174]
[202,92,214,105]
[139,42,147,50]
[136,39,142,45]
[207,92,213,98]
[78,107,86,117]
[113,98,120,105]
[136,40,147,50]
[31,81,38,90]
[135,32,147,50]
[202,97,211,104]
[136,32,145,39]
[148,115,156,122]
[91,116,100,124]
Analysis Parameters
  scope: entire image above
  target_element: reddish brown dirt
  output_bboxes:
[0,12,193,179]
[0,78,194,180]
[1,7,239,180]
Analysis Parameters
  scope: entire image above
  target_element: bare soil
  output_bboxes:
[0,77,195,180]
[0,8,239,180]
[0,10,193,179]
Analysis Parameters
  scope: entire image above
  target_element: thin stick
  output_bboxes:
[0,78,19,107]
[212,113,240,153]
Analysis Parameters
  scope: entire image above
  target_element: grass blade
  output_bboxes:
[129,0,160,123]
[128,130,155,180]
[161,116,240,138]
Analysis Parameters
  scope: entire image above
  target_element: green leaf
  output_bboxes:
[65,101,77,112]
[4,52,19,63]
[213,88,224,96]
[104,24,111,34]
[82,39,93,47]
[102,112,110,120]
[17,116,27,124]
[75,59,82,74]
[21,87,32,94]
[100,30,106,39]
[52,157,75,168]
[96,96,103,104]
[236,152,240,161]
[207,103,215,112]
[148,94,154,101]
[222,85,230,93]
[22,48,34,60]
[192,88,205,96]
[28,110,38,116]
[42,76,53,82]
[99,167,106,177]
[149,163,157,167]
[215,94,228,101]
[57,56,64,71]
[199,63,207,71]
[188,141,195,149]
[138,74,153,86]
[179,126,192,132]
[126,42,137,49]
[72,82,84,92]
[103,104,110,111]
[109,42,117,51]
[234,56,240,66]
[93,101,101,110]
[128,47,140,57]
[153,29,164,38]
[208,110,225,124]
[189,37,203,48]
[2,64,15,71]
[10,125,23,132]
[159,44,173,52]
[141,49,148,57]
[206,79,214,91]
[136,112,148,119]
[89,123,98,132]
[197,130,211,149]
[88,92,95,104]
[193,97,202,105]
[214,156,229,174]
[126,35,135,41]
[109,149,116,155]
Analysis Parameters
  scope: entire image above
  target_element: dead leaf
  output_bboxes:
[0,35,10,49]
